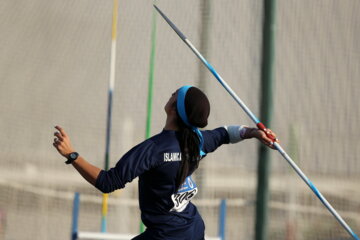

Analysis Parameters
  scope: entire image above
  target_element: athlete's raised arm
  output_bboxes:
[53,126,101,186]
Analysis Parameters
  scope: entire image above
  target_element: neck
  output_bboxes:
[164,114,179,131]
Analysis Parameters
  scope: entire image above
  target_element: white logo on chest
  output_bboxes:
[164,152,182,162]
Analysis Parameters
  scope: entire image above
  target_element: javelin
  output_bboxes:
[153,5,359,240]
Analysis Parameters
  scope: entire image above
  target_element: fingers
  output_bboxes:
[53,127,64,145]
[54,131,64,141]
[264,129,278,142]
[53,136,62,148]
[261,136,274,148]
[260,128,279,150]
[55,126,67,137]
[52,126,74,157]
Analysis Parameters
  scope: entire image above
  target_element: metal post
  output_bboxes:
[255,0,277,240]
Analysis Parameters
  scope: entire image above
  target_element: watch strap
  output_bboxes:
[65,152,79,164]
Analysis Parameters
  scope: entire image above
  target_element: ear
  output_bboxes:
[172,100,177,109]
[170,102,178,114]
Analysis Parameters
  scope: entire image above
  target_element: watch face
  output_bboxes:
[65,152,78,164]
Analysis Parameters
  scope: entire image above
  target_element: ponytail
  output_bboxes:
[175,121,201,190]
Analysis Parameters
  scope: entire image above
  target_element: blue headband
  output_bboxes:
[177,85,205,157]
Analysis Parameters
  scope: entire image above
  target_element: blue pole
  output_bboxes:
[219,199,227,240]
[71,192,80,240]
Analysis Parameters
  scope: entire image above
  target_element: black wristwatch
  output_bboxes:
[65,152,79,164]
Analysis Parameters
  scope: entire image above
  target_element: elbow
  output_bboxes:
[97,186,113,194]
[96,182,123,194]
[95,170,125,194]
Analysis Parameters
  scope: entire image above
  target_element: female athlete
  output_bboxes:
[53,85,277,240]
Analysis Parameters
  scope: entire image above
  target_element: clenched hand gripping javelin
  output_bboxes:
[154,5,359,240]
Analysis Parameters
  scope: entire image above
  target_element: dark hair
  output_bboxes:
[175,87,210,190]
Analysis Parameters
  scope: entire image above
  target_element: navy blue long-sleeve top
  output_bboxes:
[95,127,230,239]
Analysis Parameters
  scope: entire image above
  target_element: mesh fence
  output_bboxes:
[0,0,359,239]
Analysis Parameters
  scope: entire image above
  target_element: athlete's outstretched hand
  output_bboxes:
[244,127,279,149]
[53,126,76,158]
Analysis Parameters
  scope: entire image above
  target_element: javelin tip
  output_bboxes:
[153,4,187,41]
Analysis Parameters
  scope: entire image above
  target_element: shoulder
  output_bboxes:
[121,136,158,160]
[135,130,179,155]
